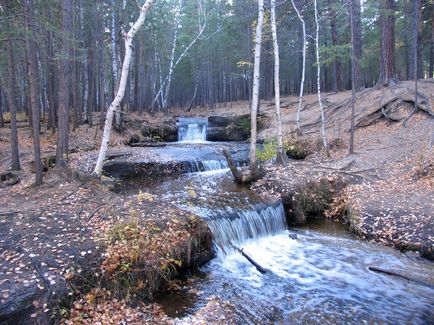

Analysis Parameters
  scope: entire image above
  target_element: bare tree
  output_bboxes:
[249,0,264,177]
[291,0,306,134]
[5,39,20,170]
[349,0,358,154]
[24,0,43,185]
[314,0,328,150]
[162,0,184,109]
[56,0,73,169]
[151,1,206,110]
[270,0,286,164]
[93,0,155,177]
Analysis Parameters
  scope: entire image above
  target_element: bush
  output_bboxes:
[257,137,314,161]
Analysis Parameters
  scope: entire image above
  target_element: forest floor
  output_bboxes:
[0,80,433,323]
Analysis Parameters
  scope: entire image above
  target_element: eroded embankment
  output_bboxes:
[251,159,433,261]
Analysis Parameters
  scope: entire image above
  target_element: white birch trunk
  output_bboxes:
[314,0,328,149]
[249,0,264,175]
[151,1,206,109]
[93,0,155,177]
[270,0,286,164]
[162,0,183,109]
[291,0,306,133]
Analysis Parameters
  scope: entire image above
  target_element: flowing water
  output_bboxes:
[123,120,434,324]
[177,118,208,142]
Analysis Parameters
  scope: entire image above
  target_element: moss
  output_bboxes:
[236,116,251,131]
[284,179,336,225]
[285,138,314,160]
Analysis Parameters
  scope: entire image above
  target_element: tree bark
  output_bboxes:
[349,0,358,154]
[291,0,306,134]
[24,0,43,185]
[270,0,287,165]
[328,0,342,92]
[314,0,328,150]
[249,0,264,177]
[93,0,155,177]
[430,3,434,78]
[163,0,183,109]
[56,0,73,169]
[5,39,21,170]
[351,0,363,90]
[223,149,243,184]
[380,0,395,83]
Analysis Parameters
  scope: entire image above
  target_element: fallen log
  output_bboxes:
[223,149,244,184]
[230,242,267,274]
[368,266,434,288]
[130,142,167,147]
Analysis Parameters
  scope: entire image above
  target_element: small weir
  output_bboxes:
[177,117,208,142]
[208,202,286,255]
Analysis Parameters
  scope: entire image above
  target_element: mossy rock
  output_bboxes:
[285,138,314,160]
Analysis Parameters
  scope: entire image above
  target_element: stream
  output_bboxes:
[120,119,434,324]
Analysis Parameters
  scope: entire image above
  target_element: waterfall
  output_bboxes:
[207,202,287,255]
[177,118,207,142]
[188,160,229,172]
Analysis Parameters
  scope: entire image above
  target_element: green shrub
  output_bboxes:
[257,138,278,161]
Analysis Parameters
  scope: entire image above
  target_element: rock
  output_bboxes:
[207,115,254,142]
[30,155,56,173]
[140,124,177,142]
[0,172,20,188]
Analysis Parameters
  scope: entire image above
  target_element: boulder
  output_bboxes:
[140,124,177,142]
[207,114,254,142]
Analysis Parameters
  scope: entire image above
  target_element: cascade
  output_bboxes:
[207,202,287,255]
[177,117,208,142]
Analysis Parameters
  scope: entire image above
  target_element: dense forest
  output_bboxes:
[1,0,433,117]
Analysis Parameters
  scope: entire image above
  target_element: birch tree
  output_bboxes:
[93,0,155,177]
[291,0,306,134]
[270,0,286,165]
[249,0,264,177]
[314,0,328,150]
[151,0,206,110]
[162,0,184,109]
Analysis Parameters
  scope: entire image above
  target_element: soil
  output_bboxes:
[0,80,433,323]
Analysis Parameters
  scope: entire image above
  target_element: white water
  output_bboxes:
[199,227,434,324]
[188,160,229,172]
[178,121,207,142]
[208,203,286,255]
[124,165,434,324]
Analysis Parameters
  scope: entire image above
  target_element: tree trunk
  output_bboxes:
[249,0,264,177]
[380,0,395,83]
[93,0,155,177]
[5,39,21,170]
[291,0,306,133]
[56,0,73,169]
[25,0,43,185]
[349,0,358,154]
[271,0,286,165]
[163,0,183,109]
[328,0,342,92]
[430,3,434,78]
[151,2,206,109]
[314,0,328,150]
[351,0,363,90]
